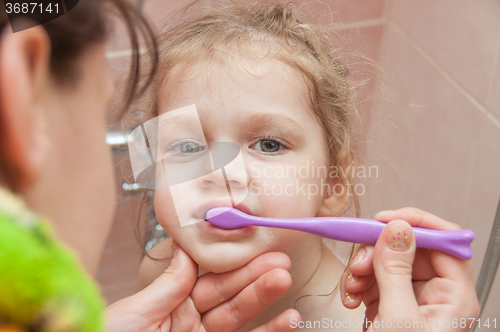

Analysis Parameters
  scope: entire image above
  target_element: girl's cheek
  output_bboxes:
[154,189,179,227]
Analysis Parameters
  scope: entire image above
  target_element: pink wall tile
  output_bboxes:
[101,281,139,305]
[105,14,135,53]
[367,25,487,228]
[462,114,500,321]
[142,0,202,29]
[389,0,500,106]
[487,51,500,120]
[333,24,384,141]
[324,0,385,23]
[95,155,145,304]
[255,0,385,24]
[463,116,500,277]
[106,54,132,127]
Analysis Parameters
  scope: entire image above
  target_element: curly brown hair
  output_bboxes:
[127,0,362,254]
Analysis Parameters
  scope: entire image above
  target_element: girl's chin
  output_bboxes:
[193,246,265,273]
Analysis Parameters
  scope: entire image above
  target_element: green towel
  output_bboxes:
[0,188,105,332]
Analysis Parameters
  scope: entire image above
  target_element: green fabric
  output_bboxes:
[0,191,105,332]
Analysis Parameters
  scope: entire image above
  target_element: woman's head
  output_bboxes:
[133,1,359,272]
[0,0,157,274]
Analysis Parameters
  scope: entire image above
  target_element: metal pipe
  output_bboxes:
[473,194,500,331]
[106,130,129,155]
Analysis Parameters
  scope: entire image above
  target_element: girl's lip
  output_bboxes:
[194,198,253,221]
[196,220,257,237]
[194,199,255,237]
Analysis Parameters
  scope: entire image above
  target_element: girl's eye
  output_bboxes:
[251,138,286,154]
[180,142,203,154]
[167,140,206,156]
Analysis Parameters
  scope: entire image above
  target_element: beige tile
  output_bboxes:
[389,0,500,106]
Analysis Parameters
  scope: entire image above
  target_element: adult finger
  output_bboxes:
[347,245,375,276]
[105,243,198,331]
[170,296,202,332]
[351,246,438,281]
[362,278,379,308]
[251,309,301,332]
[374,207,460,230]
[193,252,291,313]
[339,267,363,309]
[343,271,375,294]
[202,268,292,332]
[372,220,421,322]
[376,208,471,282]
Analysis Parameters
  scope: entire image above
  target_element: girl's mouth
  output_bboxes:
[196,219,257,237]
[194,200,256,237]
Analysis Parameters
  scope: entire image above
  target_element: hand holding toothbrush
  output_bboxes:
[339,207,479,331]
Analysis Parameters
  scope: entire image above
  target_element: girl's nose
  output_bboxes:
[196,142,249,203]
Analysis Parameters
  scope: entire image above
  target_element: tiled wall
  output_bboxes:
[367,0,500,322]
[98,0,500,322]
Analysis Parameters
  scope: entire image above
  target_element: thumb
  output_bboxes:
[372,220,421,321]
[133,242,198,318]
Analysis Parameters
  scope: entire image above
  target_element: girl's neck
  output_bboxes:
[240,235,348,331]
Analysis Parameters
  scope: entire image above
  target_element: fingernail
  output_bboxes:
[375,210,393,219]
[350,247,365,266]
[386,222,412,251]
[345,271,356,284]
[171,241,178,257]
[342,292,356,304]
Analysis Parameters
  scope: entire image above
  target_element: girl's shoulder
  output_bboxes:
[138,237,174,291]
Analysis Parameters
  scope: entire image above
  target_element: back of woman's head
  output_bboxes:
[0,0,158,192]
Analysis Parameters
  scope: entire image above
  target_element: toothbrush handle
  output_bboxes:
[249,216,474,260]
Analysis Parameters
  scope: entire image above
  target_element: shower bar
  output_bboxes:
[106,130,129,155]
[473,195,500,331]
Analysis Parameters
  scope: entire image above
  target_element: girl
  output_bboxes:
[135,2,364,330]
[135,1,478,331]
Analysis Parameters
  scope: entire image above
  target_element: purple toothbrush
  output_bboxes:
[206,207,475,260]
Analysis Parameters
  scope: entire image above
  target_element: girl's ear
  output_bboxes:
[0,24,51,191]
[316,149,355,217]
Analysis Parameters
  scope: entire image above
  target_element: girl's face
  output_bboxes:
[154,58,335,273]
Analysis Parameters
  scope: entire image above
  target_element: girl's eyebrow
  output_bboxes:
[245,113,304,131]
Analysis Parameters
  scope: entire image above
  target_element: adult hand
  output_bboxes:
[339,207,479,331]
[105,244,300,332]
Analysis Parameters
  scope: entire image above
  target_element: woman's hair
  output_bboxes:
[0,0,158,191]
[128,1,361,249]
